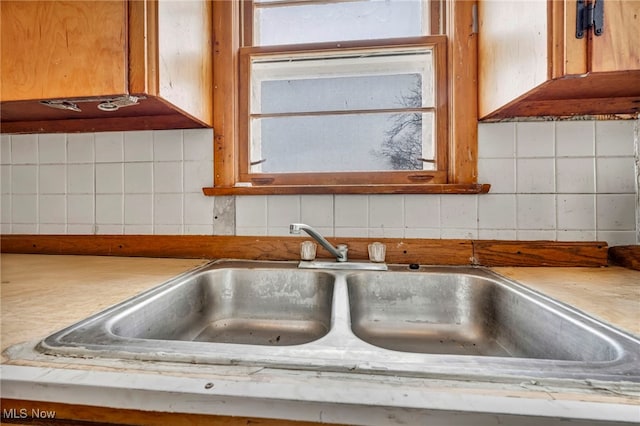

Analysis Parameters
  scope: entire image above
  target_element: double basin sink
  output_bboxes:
[39,260,640,382]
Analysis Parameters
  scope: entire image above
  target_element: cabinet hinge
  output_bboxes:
[576,0,604,39]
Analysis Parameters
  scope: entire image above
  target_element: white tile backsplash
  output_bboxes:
[94,132,124,163]
[2,121,637,244]
[516,122,555,157]
[38,134,67,163]
[11,134,38,164]
[555,121,594,157]
[39,164,66,194]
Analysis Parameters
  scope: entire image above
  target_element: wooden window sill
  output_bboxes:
[202,183,491,196]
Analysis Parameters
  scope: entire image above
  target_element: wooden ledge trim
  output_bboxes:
[1,235,608,267]
[202,183,491,196]
[608,245,640,270]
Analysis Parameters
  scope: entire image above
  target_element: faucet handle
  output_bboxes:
[336,244,348,262]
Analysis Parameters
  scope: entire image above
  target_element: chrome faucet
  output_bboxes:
[289,223,348,262]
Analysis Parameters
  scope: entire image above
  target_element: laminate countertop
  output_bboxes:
[1,254,639,425]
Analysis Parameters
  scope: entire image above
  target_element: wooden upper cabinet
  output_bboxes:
[478,0,640,120]
[0,0,213,133]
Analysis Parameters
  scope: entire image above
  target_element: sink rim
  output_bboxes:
[36,259,640,384]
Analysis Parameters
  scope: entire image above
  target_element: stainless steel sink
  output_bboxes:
[111,268,334,346]
[348,273,617,362]
[38,260,640,383]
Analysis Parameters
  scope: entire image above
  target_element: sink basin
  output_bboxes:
[38,260,640,383]
[111,268,334,346]
[348,273,616,362]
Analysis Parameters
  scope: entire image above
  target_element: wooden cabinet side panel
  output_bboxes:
[478,0,549,118]
[156,0,213,125]
[591,0,640,72]
[1,1,128,102]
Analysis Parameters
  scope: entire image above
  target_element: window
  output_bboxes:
[206,0,487,195]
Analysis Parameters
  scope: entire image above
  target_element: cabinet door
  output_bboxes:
[1,1,128,102]
[590,0,640,72]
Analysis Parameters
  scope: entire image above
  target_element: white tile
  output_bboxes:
[183,161,212,193]
[236,196,267,228]
[184,224,213,235]
[404,195,440,228]
[154,224,183,235]
[154,194,183,225]
[555,121,595,157]
[516,122,555,157]
[477,158,516,194]
[596,157,635,193]
[67,164,94,194]
[95,224,123,234]
[124,194,152,225]
[516,158,555,193]
[1,165,11,194]
[67,224,95,234]
[267,195,300,227]
[441,228,477,239]
[96,163,123,193]
[11,134,38,164]
[1,223,11,233]
[334,227,369,237]
[11,224,36,233]
[404,228,441,239]
[95,132,124,163]
[11,165,37,194]
[1,134,11,164]
[39,224,66,234]
[67,194,94,224]
[153,130,183,161]
[596,194,635,230]
[267,226,296,236]
[516,194,555,230]
[183,128,213,161]
[477,123,515,158]
[478,194,516,229]
[154,162,183,193]
[124,131,154,161]
[125,225,153,235]
[95,194,123,224]
[184,193,214,225]
[440,195,477,229]
[595,120,635,156]
[38,134,66,163]
[557,230,596,242]
[478,229,517,240]
[124,162,153,194]
[300,195,334,228]
[596,231,637,246]
[39,164,66,194]
[1,194,11,223]
[368,227,404,238]
[335,195,368,228]
[369,195,404,228]
[67,133,95,163]
[11,194,37,224]
[556,158,595,193]
[557,194,595,230]
[235,227,268,236]
[516,230,557,241]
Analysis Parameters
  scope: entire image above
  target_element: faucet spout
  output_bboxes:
[290,223,347,262]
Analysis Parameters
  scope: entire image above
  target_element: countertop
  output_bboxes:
[1,254,639,425]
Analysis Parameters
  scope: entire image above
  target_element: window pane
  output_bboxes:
[252,49,434,114]
[249,112,435,173]
[254,0,425,46]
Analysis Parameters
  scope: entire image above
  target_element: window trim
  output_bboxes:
[204,0,488,195]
